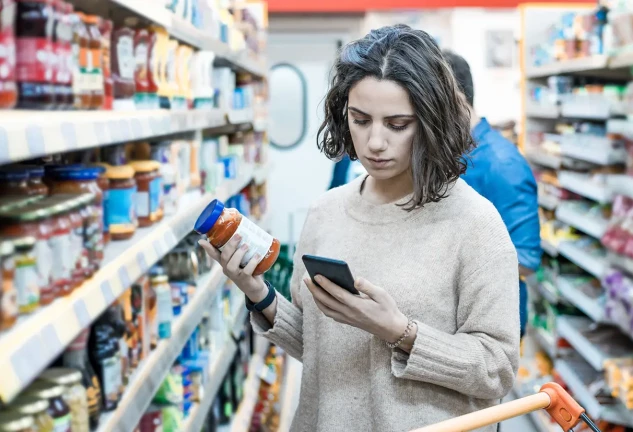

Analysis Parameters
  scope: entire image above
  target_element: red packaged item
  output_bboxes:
[53,0,72,108]
[98,18,113,110]
[16,0,55,109]
[0,0,17,108]
[111,25,135,107]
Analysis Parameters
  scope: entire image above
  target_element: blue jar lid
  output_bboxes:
[0,166,29,181]
[50,165,104,180]
[194,199,225,235]
[25,165,44,178]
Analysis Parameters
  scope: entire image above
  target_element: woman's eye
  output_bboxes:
[388,124,408,131]
[352,119,369,126]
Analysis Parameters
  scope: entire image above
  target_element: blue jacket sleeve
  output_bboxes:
[329,155,351,190]
[485,158,542,271]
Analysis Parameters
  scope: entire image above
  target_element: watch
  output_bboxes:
[245,280,276,312]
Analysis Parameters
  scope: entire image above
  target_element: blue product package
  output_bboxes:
[221,157,236,179]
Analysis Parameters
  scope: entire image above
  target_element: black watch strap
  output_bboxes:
[245,280,276,312]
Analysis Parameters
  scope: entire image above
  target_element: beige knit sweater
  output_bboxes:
[252,176,520,432]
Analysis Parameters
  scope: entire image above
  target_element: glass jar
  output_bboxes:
[150,274,172,340]
[71,11,89,109]
[0,197,41,213]
[93,164,110,244]
[0,239,17,330]
[98,18,112,110]
[24,382,70,432]
[15,0,54,109]
[47,198,73,297]
[0,168,30,197]
[130,161,161,228]
[48,167,104,271]
[25,166,49,196]
[40,368,89,432]
[0,202,54,305]
[65,195,90,288]
[82,14,103,109]
[105,165,136,241]
[52,0,72,109]
[194,199,280,276]
[6,395,54,432]
[0,412,35,432]
[0,0,17,109]
[12,236,39,314]
[111,25,135,101]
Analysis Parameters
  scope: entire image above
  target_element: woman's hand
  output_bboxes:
[198,235,268,303]
[305,275,409,344]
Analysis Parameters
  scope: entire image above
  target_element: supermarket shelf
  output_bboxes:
[555,357,633,427]
[278,357,303,432]
[557,316,608,371]
[525,102,560,119]
[0,108,226,165]
[227,109,255,125]
[526,273,560,305]
[609,50,633,70]
[253,162,272,185]
[525,55,610,79]
[557,276,605,322]
[538,194,559,211]
[540,239,558,257]
[555,205,608,239]
[97,267,227,432]
[608,252,633,276]
[607,174,633,200]
[534,328,557,359]
[560,134,627,166]
[230,297,249,339]
[184,339,238,432]
[558,242,608,279]
[0,167,255,403]
[526,151,562,170]
[230,354,265,432]
[558,171,612,204]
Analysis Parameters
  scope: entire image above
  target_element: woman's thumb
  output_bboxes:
[355,277,379,299]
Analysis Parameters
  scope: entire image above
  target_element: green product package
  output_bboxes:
[153,369,184,405]
[161,405,184,432]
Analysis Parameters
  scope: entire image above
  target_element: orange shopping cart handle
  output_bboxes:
[409,382,595,432]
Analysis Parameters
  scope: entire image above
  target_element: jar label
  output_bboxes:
[156,285,172,339]
[135,42,148,78]
[34,239,53,290]
[71,226,84,273]
[136,191,150,218]
[149,177,162,216]
[103,189,111,233]
[15,253,39,311]
[1,254,17,321]
[55,43,72,84]
[117,35,135,80]
[218,217,273,267]
[101,355,121,406]
[108,186,137,229]
[50,233,72,281]
[0,27,16,81]
[53,413,71,432]
[16,37,53,83]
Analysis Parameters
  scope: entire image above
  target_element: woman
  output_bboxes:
[199,24,519,432]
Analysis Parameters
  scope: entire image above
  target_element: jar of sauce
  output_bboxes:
[0,0,17,109]
[25,165,49,196]
[0,239,17,330]
[0,202,54,304]
[0,167,30,197]
[83,14,103,109]
[194,199,280,276]
[93,164,110,244]
[105,165,136,241]
[150,274,172,340]
[15,0,54,109]
[71,11,89,109]
[53,0,72,109]
[125,17,149,95]
[12,236,39,314]
[5,395,53,432]
[40,368,89,432]
[65,195,90,288]
[48,166,104,270]
[0,412,35,432]
[24,381,70,432]
[130,161,161,228]
[48,197,73,297]
[111,25,135,102]
[98,18,112,110]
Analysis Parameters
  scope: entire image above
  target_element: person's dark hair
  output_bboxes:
[317,24,475,209]
[443,50,474,107]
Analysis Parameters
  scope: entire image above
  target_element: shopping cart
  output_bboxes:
[411,382,601,432]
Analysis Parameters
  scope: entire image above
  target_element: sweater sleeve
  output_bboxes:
[391,217,520,399]
[250,208,316,361]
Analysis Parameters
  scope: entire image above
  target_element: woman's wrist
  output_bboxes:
[386,313,410,343]
[245,279,270,304]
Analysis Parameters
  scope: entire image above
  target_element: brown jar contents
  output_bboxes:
[111,25,135,100]
[82,14,103,109]
[48,198,73,297]
[71,11,90,109]
[0,167,30,197]
[130,161,160,228]
[25,166,49,196]
[0,240,17,331]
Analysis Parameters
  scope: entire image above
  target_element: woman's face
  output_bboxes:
[348,77,417,182]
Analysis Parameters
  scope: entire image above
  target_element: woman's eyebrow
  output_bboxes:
[348,106,415,120]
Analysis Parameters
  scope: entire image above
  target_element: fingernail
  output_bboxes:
[315,275,322,283]
[303,278,310,285]
[235,234,242,241]
[241,244,249,251]
[254,254,261,261]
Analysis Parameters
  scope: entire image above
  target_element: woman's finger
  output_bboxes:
[242,253,261,276]
[305,278,346,313]
[314,298,349,324]
[198,239,220,261]
[315,275,356,304]
[227,244,249,274]
[220,235,242,267]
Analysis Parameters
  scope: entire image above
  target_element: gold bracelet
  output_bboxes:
[386,319,414,350]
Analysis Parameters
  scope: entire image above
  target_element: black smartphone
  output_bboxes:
[301,254,359,295]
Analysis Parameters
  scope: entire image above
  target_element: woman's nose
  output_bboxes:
[367,126,388,153]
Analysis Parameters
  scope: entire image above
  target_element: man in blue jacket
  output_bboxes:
[444,50,542,337]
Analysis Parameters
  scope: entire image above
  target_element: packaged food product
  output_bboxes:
[88,314,122,412]
[0,167,31,197]
[65,195,91,289]
[152,367,182,405]
[130,161,162,227]
[82,14,104,109]
[133,275,151,357]
[150,142,176,217]
[5,395,54,432]
[145,27,159,109]
[52,0,72,108]
[24,381,70,432]
[71,11,90,109]
[24,166,49,196]
[151,274,172,340]
[0,412,35,432]
[137,406,161,432]
[105,165,137,240]
[194,200,280,275]
[63,329,101,430]
[40,368,89,432]
[111,25,135,107]
[124,17,150,103]
[12,236,38,314]
[98,18,113,110]
[0,196,41,213]
[0,202,54,305]
[93,164,110,244]
[0,240,16,330]
[15,0,54,109]
[0,0,17,109]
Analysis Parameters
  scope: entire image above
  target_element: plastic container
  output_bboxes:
[111,25,135,102]
[0,0,17,108]
[105,165,136,241]
[83,14,103,109]
[15,0,54,109]
[40,368,89,432]
[0,240,16,330]
[194,200,280,276]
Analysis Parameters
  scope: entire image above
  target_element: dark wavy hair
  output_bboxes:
[317,24,475,209]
